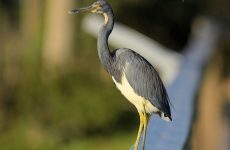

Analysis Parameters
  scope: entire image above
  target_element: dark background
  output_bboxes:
[0,0,229,149]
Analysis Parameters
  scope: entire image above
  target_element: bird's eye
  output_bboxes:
[164,114,168,117]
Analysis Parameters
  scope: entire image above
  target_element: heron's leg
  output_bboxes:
[134,111,144,150]
[142,106,149,150]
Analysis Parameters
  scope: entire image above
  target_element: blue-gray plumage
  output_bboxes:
[113,49,171,118]
[69,0,171,149]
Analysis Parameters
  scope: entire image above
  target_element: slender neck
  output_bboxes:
[97,10,114,73]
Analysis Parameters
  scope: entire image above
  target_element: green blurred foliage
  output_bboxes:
[0,0,228,149]
[0,1,138,149]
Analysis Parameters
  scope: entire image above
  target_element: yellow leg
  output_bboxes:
[142,107,148,150]
[134,112,144,150]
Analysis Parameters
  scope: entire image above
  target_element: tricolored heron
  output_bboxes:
[69,0,172,149]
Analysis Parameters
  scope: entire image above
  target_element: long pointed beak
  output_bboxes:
[68,5,93,14]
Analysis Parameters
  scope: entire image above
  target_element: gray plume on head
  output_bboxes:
[96,0,111,13]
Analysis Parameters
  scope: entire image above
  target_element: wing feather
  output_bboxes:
[117,49,171,117]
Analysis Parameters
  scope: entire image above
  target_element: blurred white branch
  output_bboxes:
[81,15,182,85]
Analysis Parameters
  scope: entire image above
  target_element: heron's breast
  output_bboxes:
[112,74,158,113]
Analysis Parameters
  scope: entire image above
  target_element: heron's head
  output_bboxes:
[69,0,111,15]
